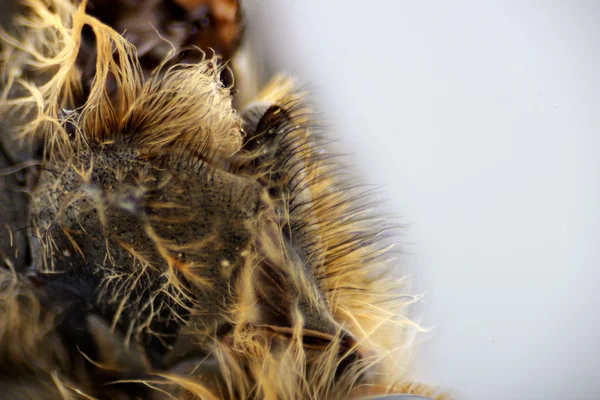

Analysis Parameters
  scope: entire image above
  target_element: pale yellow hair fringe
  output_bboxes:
[0,0,241,163]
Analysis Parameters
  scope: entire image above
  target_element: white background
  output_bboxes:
[243,1,600,399]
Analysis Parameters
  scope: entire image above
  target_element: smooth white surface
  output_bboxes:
[244,1,600,399]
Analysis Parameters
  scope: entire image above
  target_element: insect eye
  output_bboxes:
[219,64,234,88]
[244,105,289,147]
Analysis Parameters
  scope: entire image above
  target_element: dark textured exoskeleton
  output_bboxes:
[0,0,444,399]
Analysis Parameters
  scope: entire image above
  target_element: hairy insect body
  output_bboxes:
[0,0,445,398]
[30,142,260,361]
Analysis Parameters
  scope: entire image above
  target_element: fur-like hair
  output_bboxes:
[0,0,447,398]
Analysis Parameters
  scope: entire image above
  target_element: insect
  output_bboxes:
[0,0,444,398]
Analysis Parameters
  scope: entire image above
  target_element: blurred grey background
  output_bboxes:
[242,1,600,400]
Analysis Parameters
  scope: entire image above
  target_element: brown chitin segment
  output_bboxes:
[31,143,262,364]
[172,0,240,55]
[0,151,34,273]
[84,0,241,85]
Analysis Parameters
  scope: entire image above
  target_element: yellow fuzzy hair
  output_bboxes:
[0,0,448,398]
